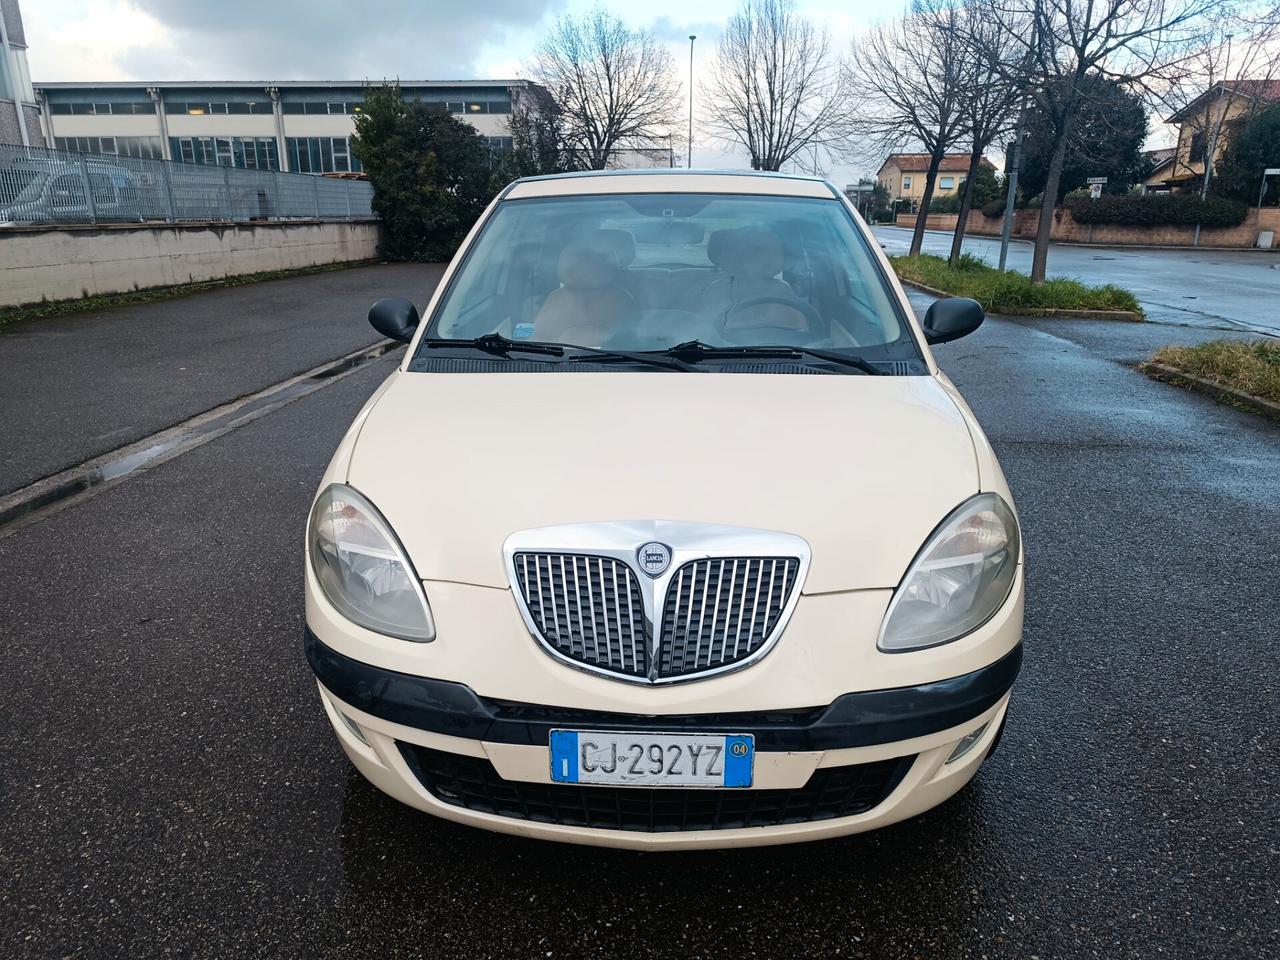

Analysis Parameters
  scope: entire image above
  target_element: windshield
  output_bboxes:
[420,192,920,367]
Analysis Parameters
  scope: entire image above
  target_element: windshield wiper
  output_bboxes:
[423,333,565,358]
[423,333,695,371]
[658,340,884,375]
[562,344,697,372]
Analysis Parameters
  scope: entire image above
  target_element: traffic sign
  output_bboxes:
[1086,177,1108,184]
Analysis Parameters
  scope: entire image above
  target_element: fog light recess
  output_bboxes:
[337,709,370,746]
[946,722,989,764]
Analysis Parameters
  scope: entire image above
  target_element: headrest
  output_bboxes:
[590,229,635,267]
[557,245,619,290]
[723,228,784,279]
[707,227,744,268]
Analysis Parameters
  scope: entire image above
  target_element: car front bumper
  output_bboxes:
[305,629,1021,850]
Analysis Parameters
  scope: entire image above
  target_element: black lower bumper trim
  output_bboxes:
[305,629,1021,752]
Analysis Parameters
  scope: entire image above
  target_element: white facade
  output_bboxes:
[34,80,525,172]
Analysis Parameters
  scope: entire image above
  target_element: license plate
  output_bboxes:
[549,730,754,788]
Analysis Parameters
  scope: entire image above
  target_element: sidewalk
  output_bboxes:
[0,262,442,495]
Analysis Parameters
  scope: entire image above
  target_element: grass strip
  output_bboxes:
[889,253,1142,317]
[0,259,380,328]
[1143,339,1280,408]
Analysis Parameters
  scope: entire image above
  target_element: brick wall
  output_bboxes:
[900,206,1280,249]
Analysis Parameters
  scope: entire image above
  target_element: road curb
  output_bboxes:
[1139,362,1280,421]
[894,277,1145,322]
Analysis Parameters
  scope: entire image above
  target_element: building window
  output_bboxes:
[286,137,364,174]
[49,101,154,115]
[484,136,514,152]
[167,101,270,116]
[940,176,954,189]
[54,136,165,159]
[1189,131,1207,164]
[902,176,912,190]
[169,136,281,170]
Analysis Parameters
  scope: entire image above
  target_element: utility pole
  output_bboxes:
[999,96,1028,272]
[688,35,696,168]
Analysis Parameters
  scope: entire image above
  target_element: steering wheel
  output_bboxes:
[721,295,824,345]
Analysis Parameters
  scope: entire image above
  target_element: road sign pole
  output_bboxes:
[998,97,1029,272]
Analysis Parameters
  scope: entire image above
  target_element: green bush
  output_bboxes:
[1213,102,1280,206]
[929,193,962,214]
[888,254,1141,316]
[980,198,1006,218]
[1065,192,1248,228]
[353,84,499,262]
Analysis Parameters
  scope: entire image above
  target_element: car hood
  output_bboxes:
[345,370,979,594]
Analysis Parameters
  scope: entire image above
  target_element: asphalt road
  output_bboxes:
[874,224,1280,337]
[0,262,442,496]
[1,282,1278,958]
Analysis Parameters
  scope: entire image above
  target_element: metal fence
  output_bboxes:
[0,142,376,226]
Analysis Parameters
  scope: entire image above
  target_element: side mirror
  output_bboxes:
[922,297,984,345]
[368,298,420,343]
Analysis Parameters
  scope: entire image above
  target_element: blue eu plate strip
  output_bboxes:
[549,730,579,783]
[723,735,754,787]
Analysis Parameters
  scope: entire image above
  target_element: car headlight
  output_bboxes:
[308,483,435,641]
[878,493,1020,652]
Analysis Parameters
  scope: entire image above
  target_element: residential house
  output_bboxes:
[1158,80,1280,191]
[876,153,995,211]
[1139,147,1176,194]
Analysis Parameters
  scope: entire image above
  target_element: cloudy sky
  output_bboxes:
[23,0,899,180]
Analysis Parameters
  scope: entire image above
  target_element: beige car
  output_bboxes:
[305,170,1023,850]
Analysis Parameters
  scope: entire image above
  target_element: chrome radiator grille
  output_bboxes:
[512,550,802,682]
[657,558,800,678]
[513,553,649,677]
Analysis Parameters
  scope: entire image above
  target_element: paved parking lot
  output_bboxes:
[1,274,1278,959]
[874,225,1280,337]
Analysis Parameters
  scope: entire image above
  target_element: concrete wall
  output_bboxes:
[897,206,1280,249]
[0,219,379,307]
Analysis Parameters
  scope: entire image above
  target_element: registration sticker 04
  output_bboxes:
[548,730,754,788]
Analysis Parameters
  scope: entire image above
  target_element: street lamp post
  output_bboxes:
[688,35,696,169]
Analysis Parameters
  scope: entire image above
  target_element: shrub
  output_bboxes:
[353,84,498,262]
[1065,192,1248,228]
[888,254,1141,316]
[929,193,962,214]
[980,198,1006,218]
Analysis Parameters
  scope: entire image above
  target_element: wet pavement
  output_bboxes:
[0,262,441,496]
[874,225,1280,337]
[1,283,1278,959]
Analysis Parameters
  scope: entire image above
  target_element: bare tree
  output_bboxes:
[1154,1,1280,199]
[704,0,846,172]
[845,2,969,255]
[530,9,682,170]
[946,1,1026,264]
[977,0,1218,282]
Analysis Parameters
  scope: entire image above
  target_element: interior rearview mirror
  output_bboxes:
[368,298,420,343]
[922,297,984,345]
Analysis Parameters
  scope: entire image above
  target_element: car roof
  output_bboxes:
[503,168,842,201]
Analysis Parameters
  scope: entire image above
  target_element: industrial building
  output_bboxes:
[1,0,43,146]
[32,80,528,173]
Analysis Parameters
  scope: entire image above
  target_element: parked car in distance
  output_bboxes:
[0,157,143,225]
[304,169,1023,849]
